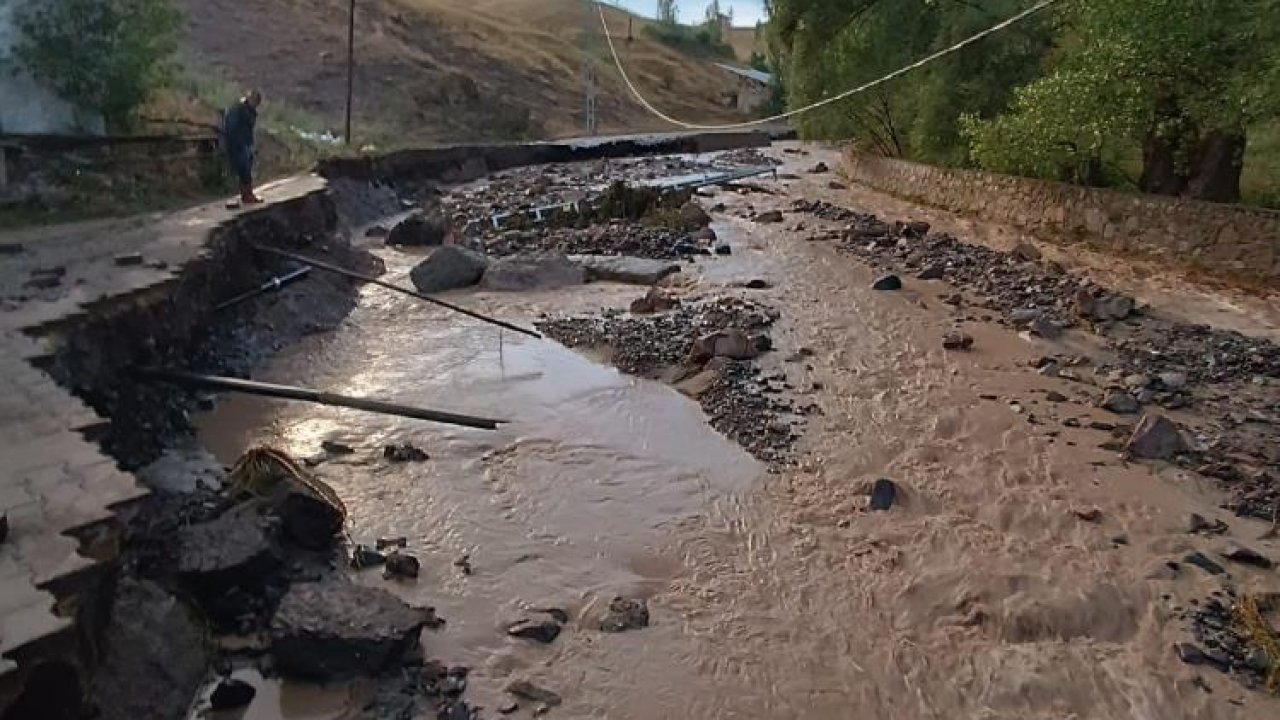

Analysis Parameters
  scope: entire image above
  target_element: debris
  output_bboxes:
[869,478,897,511]
[1183,551,1226,576]
[1126,413,1186,460]
[409,246,490,294]
[209,679,257,711]
[270,580,432,680]
[1221,543,1274,569]
[600,597,650,632]
[114,252,145,267]
[321,440,354,455]
[871,274,902,291]
[176,506,281,600]
[384,443,430,462]
[377,537,408,550]
[754,210,784,224]
[942,331,974,351]
[384,551,421,579]
[506,618,562,644]
[505,680,562,708]
[351,545,387,569]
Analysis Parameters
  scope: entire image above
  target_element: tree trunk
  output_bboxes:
[1186,130,1245,204]
[1139,132,1188,196]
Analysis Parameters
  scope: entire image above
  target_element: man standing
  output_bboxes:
[222,90,263,205]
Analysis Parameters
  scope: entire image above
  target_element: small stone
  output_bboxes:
[364,225,390,238]
[871,274,902,291]
[114,252,145,267]
[916,265,945,280]
[754,210,784,224]
[745,278,771,289]
[1011,242,1042,262]
[809,162,829,174]
[506,619,562,644]
[0,514,8,545]
[1010,308,1041,324]
[384,443,429,462]
[1029,317,1062,339]
[869,479,897,511]
[506,680,562,707]
[1072,508,1103,523]
[1183,551,1226,576]
[1245,648,1270,672]
[499,702,520,715]
[351,545,386,569]
[714,244,732,256]
[1089,421,1115,431]
[1038,363,1061,377]
[943,293,963,306]
[1046,391,1068,403]
[376,537,408,550]
[1101,391,1140,415]
[384,551,421,579]
[1158,372,1188,390]
[827,180,847,190]
[321,441,354,455]
[599,597,650,632]
[1221,543,1273,569]
[453,555,473,575]
[1176,643,1208,665]
[209,678,256,711]
[942,331,974,351]
[1125,413,1185,460]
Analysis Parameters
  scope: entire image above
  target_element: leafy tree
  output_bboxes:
[965,0,1280,201]
[15,0,182,131]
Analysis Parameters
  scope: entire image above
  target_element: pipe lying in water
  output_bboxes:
[250,244,542,339]
[135,367,506,430]
[214,267,312,312]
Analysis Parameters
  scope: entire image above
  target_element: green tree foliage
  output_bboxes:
[657,0,679,25]
[964,0,1280,201]
[15,0,182,130]
[765,0,1054,165]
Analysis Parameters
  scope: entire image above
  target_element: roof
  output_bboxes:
[713,63,772,85]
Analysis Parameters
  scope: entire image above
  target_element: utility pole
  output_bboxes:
[345,0,356,145]
[582,0,598,136]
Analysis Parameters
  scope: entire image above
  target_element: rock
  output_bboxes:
[1146,561,1180,580]
[827,180,847,190]
[506,618,562,644]
[688,329,760,364]
[499,701,520,714]
[1029,317,1062,339]
[1101,391,1140,415]
[351,545,386,569]
[114,252,144,267]
[384,443,429,462]
[1158,371,1188,390]
[809,162,829,173]
[536,608,570,624]
[1009,308,1041,324]
[599,596,650,632]
[1046,391,1068,402]
[903,221,931,238]
[1183,551,1226,576]
[270,580,431,680]
[1073,508,1103,522]
[1097,294,1135,320]
[691,226,717,242]
[745,278,771,289]
[942,331,974,351]
[871,274,902,291]
[869,479,897,511]
[1089,421,1116,431]
[364,225,390,238]
[1176,642,1209,665]
[376,537,407,550]
[1220,543,1273,568]
[24,272,61,289]
[384,551,421,579]
[755,210,784,224]
[481,253,585,291]
[274,486,345,550]
[505,680,561,708]
[679,201,711,227]
[1125,413,1185,459]
[570,255,682,285]
[943,293,963,306]
[629,287,680,315]
[387,209,451,247]
[0,514,7,545]
[409,246,489,294]
[177,506,280,596]
[321,440,354,455]
[917,264,945,280]
[1011,242,1042,262]
[715,244,732,255]
[209,679,257,711]
[1186,513,1228,535]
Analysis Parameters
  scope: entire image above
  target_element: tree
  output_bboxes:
[15,0,181,131]
[657,0,679,25]
[965,0,1280,202]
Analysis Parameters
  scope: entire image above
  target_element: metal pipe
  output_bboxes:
[250,245,542,339]
[214,267,312,312]
[135,367,505,430]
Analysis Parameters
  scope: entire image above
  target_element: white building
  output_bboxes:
[0,0,104,135]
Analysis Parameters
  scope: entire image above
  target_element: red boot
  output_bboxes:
[240,183,264,205]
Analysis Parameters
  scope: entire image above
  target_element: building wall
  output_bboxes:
[0,0,103,135]
[734,78,769,113]
[843,151,1280,284]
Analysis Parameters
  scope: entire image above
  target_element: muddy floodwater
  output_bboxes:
[194,146,1280,720]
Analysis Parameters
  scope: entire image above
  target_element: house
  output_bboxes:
[714,63,773,114]
[0,0,104,135]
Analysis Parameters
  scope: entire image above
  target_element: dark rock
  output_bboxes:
[453,555,472,575]
[481,252,585,291]
[1046,391,1068,403]
[691,226,717,242]
[536,608,570,623]
[275,487,345,550]
[384,551,421,579]
[599,597,650,632]
[270,580,431,680]
[1063,417,1081,428]
[917,264,945,280]
[1089,421,1116,431]
[321,440,354,455]
[715,244,732,255]
[1125,413,1185,459]
[437,700,472,720]
[572,255,682,285]
[387,210,452,247]
[364,225,390,238]
[1183,551,1226,576]
[903,220,931,238]
[871,274,902,291]
[827,180,848,190]
[384,443,429,462]
[754,210,784,224]
[506,618,562,644]
[679,201,711,227]
[376,537,408,550]
[209,679,256,711]
[869,479,897,511]
[629,287,680,315]
[1176,642,1209,665]
[943,293,963,306]
[752,334,773,353]
[114,252,144,267]
[505,680,561,707]
[1011,242,1042,262]
[1029,317,1062,339]
[1073,508,1103,522]
[942,331,974,351]
[809,162,829,174]
[745,278,771,289]
[1220,543,1273,569]
[176,506,280,595]
[1158,371,1188,390]
[688,329,760,364]
[351,545,387,569]
[409,246,489,294]
[1101,391,1140,415]
[0,243,24,255]
[1186,513,1229,535]
[0,514,7,544]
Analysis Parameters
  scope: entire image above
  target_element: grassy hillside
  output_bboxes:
[177,0,747,146]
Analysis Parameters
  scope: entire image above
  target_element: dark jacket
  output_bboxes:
[222,100,258,155]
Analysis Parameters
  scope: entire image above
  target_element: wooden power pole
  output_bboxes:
[345,0,356,145]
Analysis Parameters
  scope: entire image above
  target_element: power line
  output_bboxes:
[596,0,1064,131]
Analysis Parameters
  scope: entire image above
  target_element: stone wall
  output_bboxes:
[843,151,1280,284]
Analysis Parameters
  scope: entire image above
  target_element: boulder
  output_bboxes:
[679,201,711,227]
[629,287,680,315]
[691,226,717,243]
[1011,242,1042,262]
[755,210,784,224]
[480,253,585,292]
[903,221,931,238]
[273,487,345,550]
[386,209,451,247]
[384,551,421,579]
[409,246,489,294]
[599,597,650,632]
[1125,413,1185,459]
[688,329,760,364]
[384,443,429,462]
[270,580,431,680]
[1101,391,1140,415]
[942,331,974,351]
[570,255,682,286]
[176,505,280,595]
[869,479,898,511]
[715,244,732,255]
[871,274,902,291]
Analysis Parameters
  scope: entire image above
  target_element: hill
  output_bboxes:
[178,0,748,145]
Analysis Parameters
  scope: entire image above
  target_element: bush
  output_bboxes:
[643,23,734,59]
[15,0,182,131]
